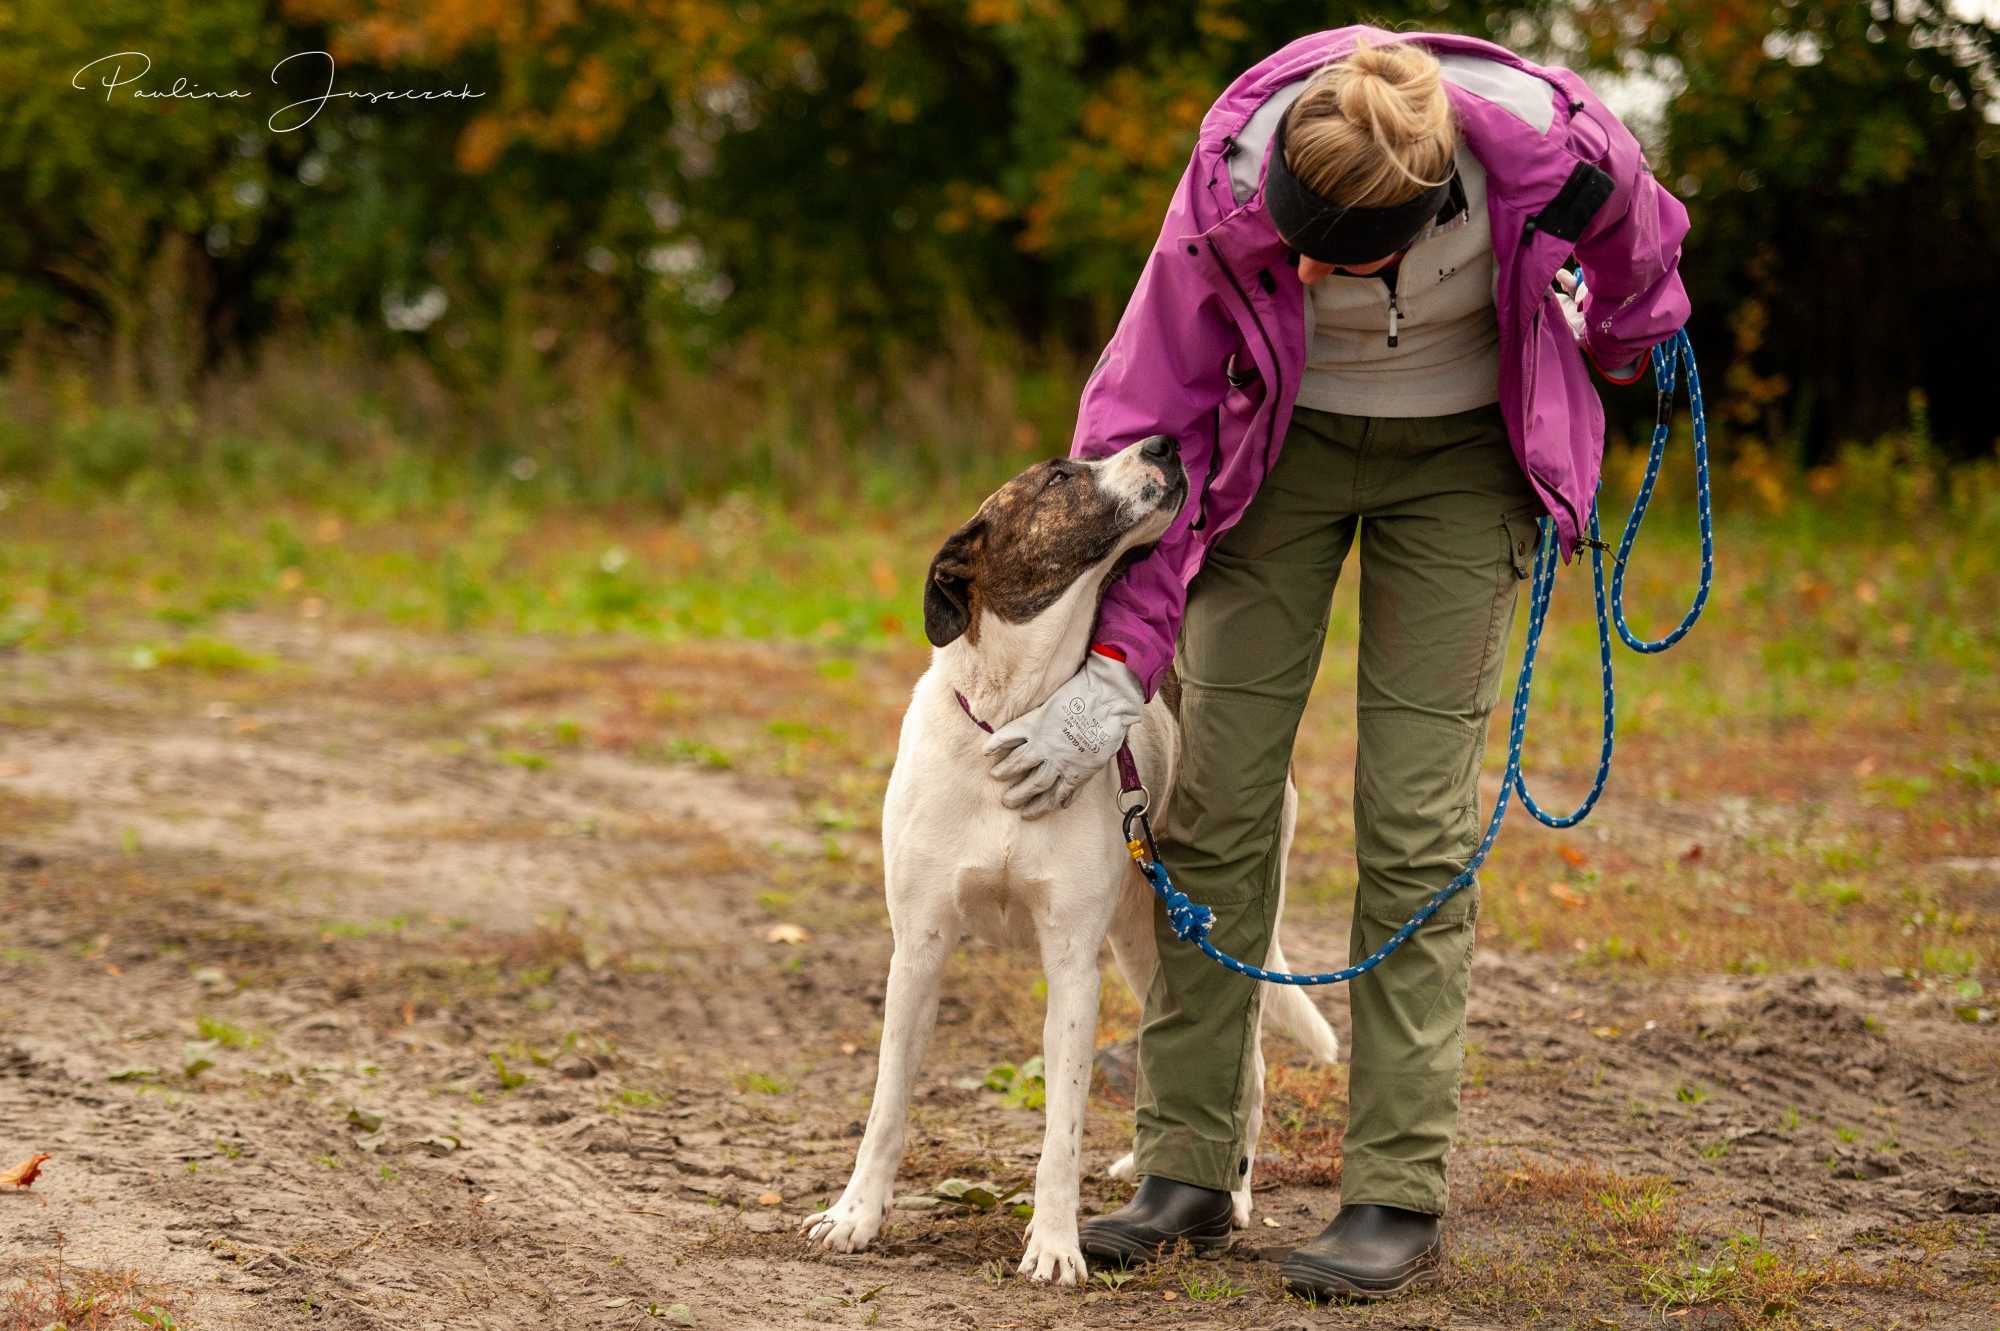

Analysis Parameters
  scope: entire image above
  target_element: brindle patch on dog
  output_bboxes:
[924,457,1179,648]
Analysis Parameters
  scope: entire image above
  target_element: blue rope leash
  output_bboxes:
[1127,327,1713,985]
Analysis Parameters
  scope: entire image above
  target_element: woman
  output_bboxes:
[981,26,1689,1302]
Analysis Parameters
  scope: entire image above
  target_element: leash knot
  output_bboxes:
[1146,864,1214,945]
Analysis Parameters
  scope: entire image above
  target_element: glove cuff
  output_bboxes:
[1082,646,1145,708]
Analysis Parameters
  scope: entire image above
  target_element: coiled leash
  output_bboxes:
[1121,326,1713,986]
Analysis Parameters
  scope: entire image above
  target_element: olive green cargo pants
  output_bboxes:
[1132,400,1543,1216]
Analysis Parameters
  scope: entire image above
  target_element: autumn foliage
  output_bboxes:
[1,0,1995,460]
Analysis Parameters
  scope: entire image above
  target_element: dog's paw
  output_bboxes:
[1105,1151,1137,1182]
[1231,1186,1253,1230]
[799,1195,886,1253]
[1017,1227,1087,1286]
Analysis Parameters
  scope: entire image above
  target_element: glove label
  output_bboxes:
[1060,696,1108,756]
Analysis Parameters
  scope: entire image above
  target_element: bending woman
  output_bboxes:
[982,25,1689,1302]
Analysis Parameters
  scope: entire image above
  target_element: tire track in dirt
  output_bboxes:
[3,639,1994,1328]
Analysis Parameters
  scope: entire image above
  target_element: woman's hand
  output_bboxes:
[983,653,1146,819]
[1556,268,1642,382]
[1553,268,1589,341]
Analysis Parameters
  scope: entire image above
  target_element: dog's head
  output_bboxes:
[923,435,1187,648]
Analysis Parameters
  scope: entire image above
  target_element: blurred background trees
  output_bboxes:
[3,0,1996,505]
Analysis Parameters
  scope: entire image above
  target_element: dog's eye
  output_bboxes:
[1043,468,1070,490]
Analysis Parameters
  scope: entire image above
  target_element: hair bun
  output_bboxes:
[1283,38,1455,207]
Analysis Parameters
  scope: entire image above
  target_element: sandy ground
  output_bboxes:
[1,626,1995,1329]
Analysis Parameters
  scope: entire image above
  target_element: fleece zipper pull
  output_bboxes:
[1380,265,1403,349]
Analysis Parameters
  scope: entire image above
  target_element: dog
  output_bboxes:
[801,435,1340,1284]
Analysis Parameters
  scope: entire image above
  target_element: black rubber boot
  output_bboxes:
[1078,1175,1234,1267]
[1278,1203,1443,1302]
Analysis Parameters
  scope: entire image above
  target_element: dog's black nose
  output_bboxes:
[1139,435,1177,461]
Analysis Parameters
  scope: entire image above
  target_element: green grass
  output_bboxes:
[2,427,1994,984]
[194,1016,259,1050]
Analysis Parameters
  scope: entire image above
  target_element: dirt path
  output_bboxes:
[1,629,1994,1329]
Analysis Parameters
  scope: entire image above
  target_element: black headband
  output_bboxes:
[1265,102,1456,266]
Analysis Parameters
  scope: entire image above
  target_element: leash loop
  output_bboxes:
[1130,325,1715,985]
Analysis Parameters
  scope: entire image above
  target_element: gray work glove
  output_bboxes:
[982,652,1146,819]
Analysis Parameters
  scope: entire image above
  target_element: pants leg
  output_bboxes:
[1132,406,1360,1192]
[1338,403,1542,1217]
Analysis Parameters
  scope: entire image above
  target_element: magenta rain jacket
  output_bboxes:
[1071,26,1692,700]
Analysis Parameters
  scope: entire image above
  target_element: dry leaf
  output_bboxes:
[1547,882,1587,907]
[1,1153,51,1189]
[1557,844,1588,868]
[765,923,810,945]
[757,1190,782,1206]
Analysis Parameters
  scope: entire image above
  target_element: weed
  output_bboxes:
[983,1056,1046,1111]
[128,635,273,675]
[735,1070,789,1096]
[1676,1082,1709,1105]
[1180,1270,1250,1300]
[195,1016,259,1049]
[0,1233,183,1329]
[488,1052,529,1091]
[1596,1178,1675,1234]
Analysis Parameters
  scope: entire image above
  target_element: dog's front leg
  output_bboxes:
[1018,941,1098,1286]
[802,913,953,1254]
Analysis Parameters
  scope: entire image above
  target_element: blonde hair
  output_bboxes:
[1283,39,1456,208]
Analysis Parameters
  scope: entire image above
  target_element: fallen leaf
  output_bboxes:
[1680,844,1704,864]
[346,1106,384,1133]
[1591,1025,1622,1039]
[757,1191,782,1206]
[1261,1216,1279,1228]
[1,1152,50,1188]
[108,1066,162,1082]
[1162,1290,1177,1301]
[1547,882,1587,907]
[764,923,810,945]
[1558,844,1588,868]
[839,1042,859,1056]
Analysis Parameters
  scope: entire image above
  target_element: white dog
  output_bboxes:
[802,436,1340,1284]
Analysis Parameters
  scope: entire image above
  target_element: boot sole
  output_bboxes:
[1278,1251,1441,1303]
[1078,1223,1232,1267]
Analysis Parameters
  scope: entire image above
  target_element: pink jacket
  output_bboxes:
[1070,26,1691,699]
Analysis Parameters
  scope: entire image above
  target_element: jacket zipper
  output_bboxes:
[1379,264,1403,348]
[1193,401,1219,532]
[1204,239,1286,485]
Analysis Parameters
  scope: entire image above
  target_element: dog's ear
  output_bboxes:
[923,515,985,647]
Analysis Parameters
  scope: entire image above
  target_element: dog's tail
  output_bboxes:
[1259,943,1341,1064]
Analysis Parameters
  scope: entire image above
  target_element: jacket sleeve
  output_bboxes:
[1068,158,1237,702]
[1557,76,1692,379]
